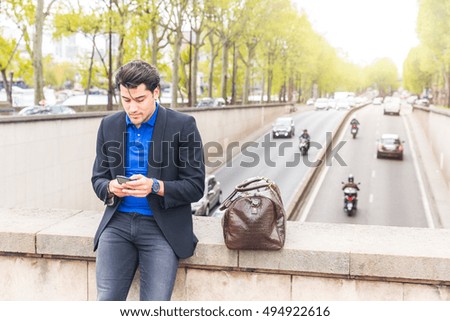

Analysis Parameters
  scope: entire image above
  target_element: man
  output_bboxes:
[342,174,360,191]
[350,118,360,126]
[91,60,205,301]
[299,129,311,150]
[342,174,360,208]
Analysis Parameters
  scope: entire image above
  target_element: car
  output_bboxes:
[327,98,337,109]
[306,98,315,106]
[61,94,111,106]
[372,97,383,105]
[383,97,401,115]
[415,98,430,107]
[196,97,225,108]
[18,104,76,116]
[47,105,76,114]
[336,99,350,111]
[191,175,222,216]
[406,95,418,104]
[18,105,52,116]
[314,98,329,110]
[377,134,404,160]
[272,116,295,138]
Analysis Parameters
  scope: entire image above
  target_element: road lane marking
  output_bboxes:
[402,116,434,228]
[369,193,374,203]
[372,170,376,178]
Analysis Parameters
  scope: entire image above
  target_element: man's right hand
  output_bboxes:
[108,179,129,198]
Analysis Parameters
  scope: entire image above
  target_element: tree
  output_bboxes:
[403,45,437,95]
[366,58,399,97]
[416,0,450,106]
[0,35,22,105]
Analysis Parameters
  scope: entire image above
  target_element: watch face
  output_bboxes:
[152,180,160,193]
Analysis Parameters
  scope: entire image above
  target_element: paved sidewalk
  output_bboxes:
[405,110,450,228]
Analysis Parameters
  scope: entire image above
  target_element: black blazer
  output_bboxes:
[91,106,205,259]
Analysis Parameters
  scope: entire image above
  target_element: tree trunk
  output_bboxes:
[243,45,255,105]
[192,31,201,106]
[1,69,13,106]
[171,27,182,109]
[231,43,237,105]
[117,34,125,71]
[85,37,96,110]
[33,0,45,105]
[208,33,216,98]
[151,26,158,66]
[288,74,294,102]
[220,40,229,103]
[267,53,273,103]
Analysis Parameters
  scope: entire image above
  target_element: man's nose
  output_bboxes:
[128,101,138,112]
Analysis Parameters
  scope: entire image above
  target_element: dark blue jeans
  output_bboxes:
[96,211,179,301]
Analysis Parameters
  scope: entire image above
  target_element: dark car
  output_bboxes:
[272,117,295,138]
[191,175,222,216]
[377,134,404,160]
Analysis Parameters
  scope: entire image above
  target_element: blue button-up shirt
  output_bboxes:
[118,104,159,215]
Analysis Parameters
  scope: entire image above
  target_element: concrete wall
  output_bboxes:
[0,103,292,211]
[413,106,450,187]
[1,208,449,300]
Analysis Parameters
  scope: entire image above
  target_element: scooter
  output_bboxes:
[343,187,358,216]
[351,124,358,139]
[299,138,309,155]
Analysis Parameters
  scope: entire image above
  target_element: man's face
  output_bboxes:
[120,83,159,128]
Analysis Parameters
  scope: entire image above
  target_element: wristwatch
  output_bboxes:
[151,178,160,194]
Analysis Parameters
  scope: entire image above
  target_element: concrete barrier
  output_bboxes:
[1,207,449,300]
[0,103,292,211]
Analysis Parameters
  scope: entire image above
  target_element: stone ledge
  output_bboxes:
[1,207,450,284]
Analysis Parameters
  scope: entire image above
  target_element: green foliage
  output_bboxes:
[1,0,400,102]
[43,60,77,89]
[403,45,437,94]
[365,58,399,96]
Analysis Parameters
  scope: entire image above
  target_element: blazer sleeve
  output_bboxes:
[91,118,114,205]
[162,116,205,209]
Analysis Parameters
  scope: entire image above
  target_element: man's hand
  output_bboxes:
[119,174,164,197]
[108,179,129,198]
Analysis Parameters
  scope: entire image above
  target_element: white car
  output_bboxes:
[314,98,329,110]
[336,99,350,111]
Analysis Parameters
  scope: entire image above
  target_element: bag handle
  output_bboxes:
[219,177,270,210]
[235,177,270,191]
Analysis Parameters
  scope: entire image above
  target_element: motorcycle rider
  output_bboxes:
[299,129,311,150]
[342,174,360,208]
[342,174,360,190]
[350,118,360,127]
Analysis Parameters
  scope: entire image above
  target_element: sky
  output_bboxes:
[292,0,420,72]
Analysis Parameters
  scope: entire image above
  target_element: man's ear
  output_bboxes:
[153,86,160,99]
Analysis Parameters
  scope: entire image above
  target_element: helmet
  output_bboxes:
[348,174,354,183]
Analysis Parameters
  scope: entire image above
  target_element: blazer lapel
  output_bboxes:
[148,106,167,179]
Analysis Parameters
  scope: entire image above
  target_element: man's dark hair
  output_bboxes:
[115,60,160,92]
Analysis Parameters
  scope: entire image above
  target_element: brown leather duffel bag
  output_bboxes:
[219,177,286,250]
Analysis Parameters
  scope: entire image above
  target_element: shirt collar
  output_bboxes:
[125,102,159,128]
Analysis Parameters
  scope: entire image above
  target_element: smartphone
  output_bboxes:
[116,175,135,184]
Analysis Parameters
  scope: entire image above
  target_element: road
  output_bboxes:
[211,108,347,215]
[303,104,431,228]
[209,103,432,228]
